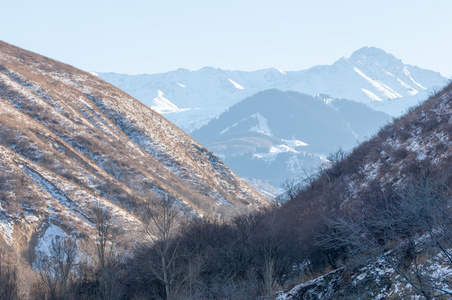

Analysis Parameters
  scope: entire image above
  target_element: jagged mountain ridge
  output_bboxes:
[98,47,447,132]
[191,90,392,192]
[0,41,270,252]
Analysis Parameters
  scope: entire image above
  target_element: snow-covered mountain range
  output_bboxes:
[98,47,447,133]
[191,90,392,194]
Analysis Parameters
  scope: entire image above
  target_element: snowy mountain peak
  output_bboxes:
[176,67,190,73]
[349,46,398,62]
[199,66,221,74]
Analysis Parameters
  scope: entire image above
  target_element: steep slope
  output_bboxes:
[0,41,270,254]
[191,90,392,193]
[98,47,447,132]
[276,81,452,299]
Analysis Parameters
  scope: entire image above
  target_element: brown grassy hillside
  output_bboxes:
[0,40,270,256]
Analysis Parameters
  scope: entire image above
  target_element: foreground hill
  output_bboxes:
[276,80,452,298]
[0,41,269,254]
[98,47,447,132]
[191,90,392,193]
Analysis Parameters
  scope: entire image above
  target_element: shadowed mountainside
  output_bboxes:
[276,80,452,299]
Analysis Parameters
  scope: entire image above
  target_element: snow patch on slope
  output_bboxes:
[220,113,272,136]
[0,218,14,245]
[35,223,68,257]
[151,90,191,114]
[228,78,245,90]
[384,70,395,77]
[353,67,402,99]
[254,144,298,162]
[361,88,383,101]
[283,139,308,148]
[403,66,427,90]
[396,78,419,96]
[249,113,272,135]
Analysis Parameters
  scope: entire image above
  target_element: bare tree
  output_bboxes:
[92,201,119,300]
[280,179,301,202]
[318,174,452,299]
[186,255,206,298]
[34,236,78,300]
[141,194,181,300]
[0,250,20,300]
[326,148,348,178]
[262,252,276,299]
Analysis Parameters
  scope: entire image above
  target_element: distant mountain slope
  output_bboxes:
[98,47,447,132]
[0,41,270,253]
[191,90,392,192]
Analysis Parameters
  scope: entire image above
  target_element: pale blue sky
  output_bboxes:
[1,0,451,77]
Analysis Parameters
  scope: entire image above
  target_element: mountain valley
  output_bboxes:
[0,40,450,299]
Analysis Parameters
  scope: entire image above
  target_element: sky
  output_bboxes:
[1,0,451,77]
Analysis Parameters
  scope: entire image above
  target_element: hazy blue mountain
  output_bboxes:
[191,90,392,194]
[98,47,447,133]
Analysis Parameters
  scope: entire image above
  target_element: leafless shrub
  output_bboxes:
[280,179,303,201]
[139,194,182,300]
[92,201,122,300]
[326,148,349,178]
[0,251,20,300]
[317,173,452,299]
[0,125,17,147]
[391,147,409,161]
[32,236,78,300]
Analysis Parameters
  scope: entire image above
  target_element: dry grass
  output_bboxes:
[0,40,270,269]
